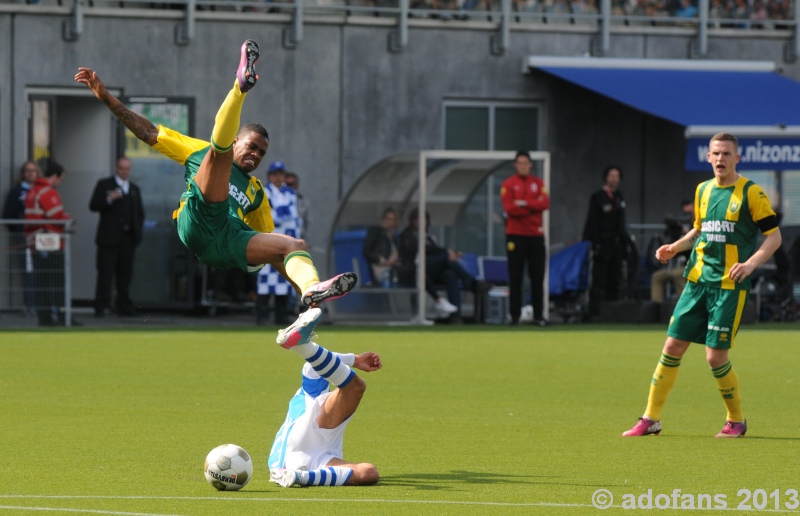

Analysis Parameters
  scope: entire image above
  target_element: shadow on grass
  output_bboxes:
[650,434,800,441]
[379,470,613,490]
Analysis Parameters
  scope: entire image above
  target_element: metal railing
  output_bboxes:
[0,219,74,328]
[5,0,795,58]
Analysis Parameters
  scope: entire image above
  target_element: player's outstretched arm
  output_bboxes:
[74,68,159,146]
[353,352,382,373]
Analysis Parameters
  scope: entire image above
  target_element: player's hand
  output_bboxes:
[74,68,108,100]
[728,262,754,283]
[654,243,676,264]
[354,352,382,372]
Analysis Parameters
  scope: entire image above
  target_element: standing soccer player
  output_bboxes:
[74,40,356,311]
[623,133,782,438]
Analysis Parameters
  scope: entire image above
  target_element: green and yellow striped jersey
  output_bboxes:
[153,125,274,234]
[684,175,778,290]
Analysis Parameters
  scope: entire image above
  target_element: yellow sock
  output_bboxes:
[284,251,319,294]
[644,353,681,421]
[211,80,245,153]
[712,361,743,422]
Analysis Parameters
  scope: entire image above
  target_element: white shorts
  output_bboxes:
[282,391,350,471]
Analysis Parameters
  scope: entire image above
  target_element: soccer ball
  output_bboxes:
[203,444,253,491]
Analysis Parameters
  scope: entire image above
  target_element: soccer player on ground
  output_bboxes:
[623,133,782,438]
[268,308,381,487]
[74,40,355,308]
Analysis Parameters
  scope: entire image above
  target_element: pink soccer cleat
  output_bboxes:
[622,417,662,437]
[236,39,260,93]
[715,420,747,438]
[301,272,357,307]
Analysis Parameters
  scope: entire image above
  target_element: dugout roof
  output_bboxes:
[525,56,800,170]
[329,152,518,233]
[325,151,551,322]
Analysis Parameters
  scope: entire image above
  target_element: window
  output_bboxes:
[443,101,540,151]
[443,101,542,255]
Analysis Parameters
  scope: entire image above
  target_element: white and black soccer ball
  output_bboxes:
[203,444,253,491]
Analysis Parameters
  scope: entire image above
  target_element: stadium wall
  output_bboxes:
[0,10,796,298]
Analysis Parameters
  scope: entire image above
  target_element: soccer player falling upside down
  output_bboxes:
[75,40,356,321]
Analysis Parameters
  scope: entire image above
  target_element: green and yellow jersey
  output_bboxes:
[685,175,778,290]
[152,125,274,234]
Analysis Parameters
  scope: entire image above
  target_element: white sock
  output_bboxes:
[297,466,353,486]
[295,342,354,388]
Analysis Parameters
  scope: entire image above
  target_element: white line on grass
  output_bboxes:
[2,496,799,513]
[0,506,183,516]
[0,495,585,508]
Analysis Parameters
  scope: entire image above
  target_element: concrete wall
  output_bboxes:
[1,8,797,296]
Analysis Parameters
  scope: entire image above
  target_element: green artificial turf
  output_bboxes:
[1,324,798,515]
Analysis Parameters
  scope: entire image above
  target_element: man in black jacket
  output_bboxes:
[362,207,400,286]
[89,157,145,316]
[582,165,628,319]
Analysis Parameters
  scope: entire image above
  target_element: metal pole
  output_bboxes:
[600,0,611,55]
[186,0,196,41]
[399,0,409,49]
[417,152,427,324]
[542,154,550,321]
[486,177,494,256]
[501,0,510,50]
[294,0,304,44]
[697,0,708,57]
[64,232,72,328]
[795,0,800,59]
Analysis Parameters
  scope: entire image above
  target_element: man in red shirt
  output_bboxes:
[500,151,550,326]
[24,161,73,326]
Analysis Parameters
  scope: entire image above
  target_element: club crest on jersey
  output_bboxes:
[729,200,740,213]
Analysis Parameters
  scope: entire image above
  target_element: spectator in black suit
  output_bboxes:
[89,157,145,316]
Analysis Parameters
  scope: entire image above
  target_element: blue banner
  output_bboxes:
[685,137,800,171]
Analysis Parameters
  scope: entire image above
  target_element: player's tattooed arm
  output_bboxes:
[74,67,159,146]
[106,101,159,146]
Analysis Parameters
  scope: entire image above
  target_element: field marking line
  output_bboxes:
[3,496,799,513]
[0,507,183,516]
[0,495,586,508]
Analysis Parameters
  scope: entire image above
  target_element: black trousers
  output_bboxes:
[589,239,623,316]
[95,233,137,314]
[32,250,65,325]
[506,235,546,322]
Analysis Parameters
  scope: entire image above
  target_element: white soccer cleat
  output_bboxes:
[270,467,299,488]
[276,307,322,349]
